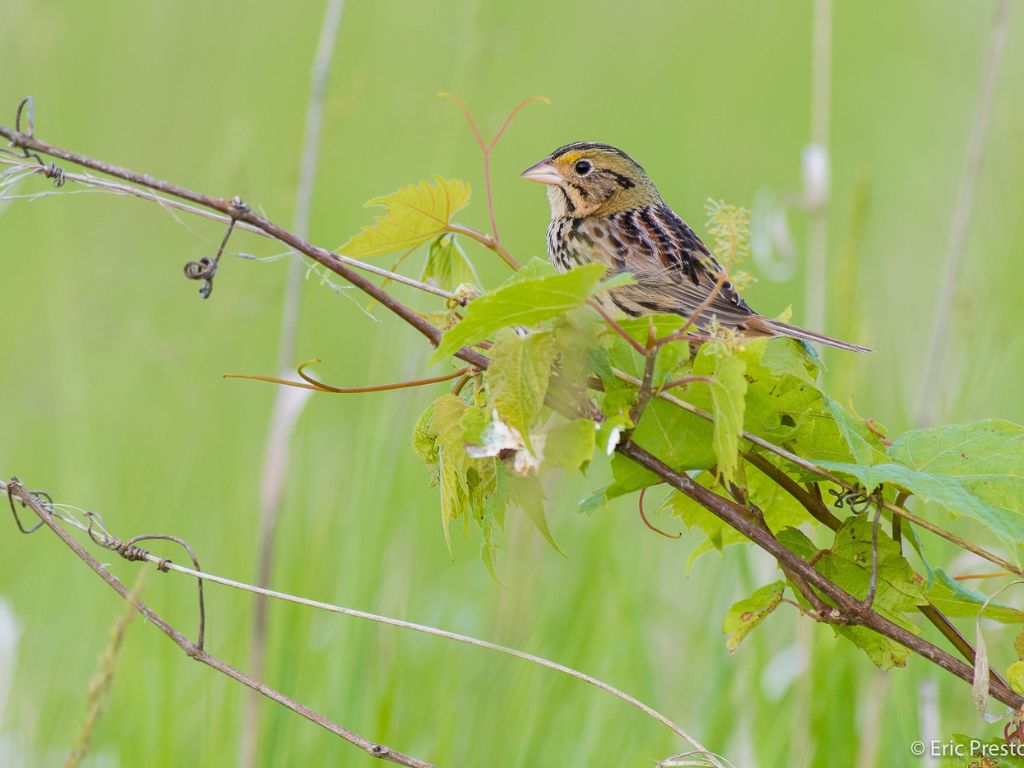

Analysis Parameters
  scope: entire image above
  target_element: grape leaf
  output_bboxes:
[724,581,785,652]
[431,263,610,363]
[487,328,556,453]
[607,396,717,495]
[541,419,597,472]
[1008,661,1024,696]
[433,394,473,551]
[820,420,1024,543]
[421,233,479,291]
[340,177,471,257]
[707,350,747,486]
[924,569,1024,624]
[508,474,564,556]
[778,520,927,669]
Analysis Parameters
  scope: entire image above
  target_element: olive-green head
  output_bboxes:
[521,142,661,218]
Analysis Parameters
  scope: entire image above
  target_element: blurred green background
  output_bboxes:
[2,1,1023,766]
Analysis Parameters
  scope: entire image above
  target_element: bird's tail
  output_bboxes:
[747,317,872,353]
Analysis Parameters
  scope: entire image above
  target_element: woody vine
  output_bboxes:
[3,94,1024,762]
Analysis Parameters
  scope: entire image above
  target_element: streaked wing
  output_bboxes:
[577,205,755,326]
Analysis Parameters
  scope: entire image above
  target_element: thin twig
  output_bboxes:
[226,364,470,393]
[588,300,647,355]
[863,498,883,610]
[440,93,548,244]
[1,479,719,764]
[612,367,1024,580]
[0,154,454,300]
[445,223,521,270]
[611,446,1024,709]
[3,479,435,768]
[638,486,681,539]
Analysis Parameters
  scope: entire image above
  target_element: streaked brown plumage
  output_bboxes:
[521,142,870,353]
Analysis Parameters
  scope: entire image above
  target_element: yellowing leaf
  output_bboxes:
[340,177,471,258]
[1010,661,1024,696]
[724,581,784,653]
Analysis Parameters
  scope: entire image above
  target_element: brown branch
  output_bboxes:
[742,451,842,529]
[0,122,453,353]
[6,115,1020,715]
[613,444,1024,710]
[614,368,1024,580]
[743,451,985,671]
[2,478,720,763]
[4,479,436,768]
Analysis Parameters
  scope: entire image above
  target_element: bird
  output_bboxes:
[520,142,870,353]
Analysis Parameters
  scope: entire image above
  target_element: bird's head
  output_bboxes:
[520,142,660,218]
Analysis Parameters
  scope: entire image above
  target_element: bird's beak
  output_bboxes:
[520,158,562,186]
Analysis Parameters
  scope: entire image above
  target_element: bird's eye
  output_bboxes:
[574,159,592,176]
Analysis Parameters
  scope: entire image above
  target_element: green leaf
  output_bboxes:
[497,256,557,284]
[459,405,490,445]
[820,517,927,610]
[509,474,564,556]
[724,581,785,653]
[608,397,716,495]
[820,518,927,669]
[820,420,1024,543]
[940,734,1024,767]
[779,519,928,669]
[339,177,471,257]
[1002,654,1024,690]
[433,394,472,551]
[707,350,747,486]
[541,419,596,472]
[421,234,479,291]
[924,569,1024,624]
[578,485,611,515]
[487,328,556,453]
[745,458,818,532]
[411,400,440,465]
[431,263,609,362]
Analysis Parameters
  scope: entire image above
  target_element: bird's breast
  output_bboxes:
[546,216,625,274]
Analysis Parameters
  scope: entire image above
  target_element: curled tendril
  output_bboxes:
[7,479,51,534]
[11,97,65,187]
[183,212,241,299]
[828,484,884,515]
